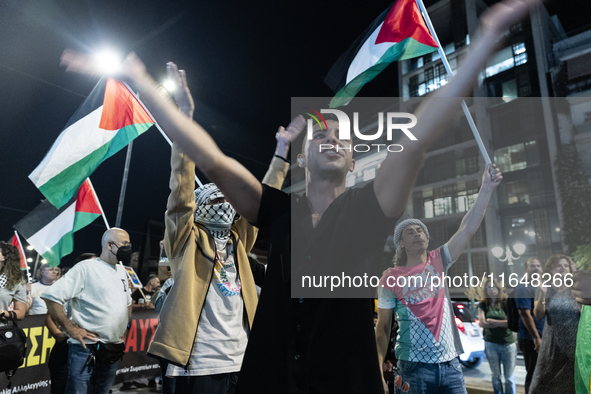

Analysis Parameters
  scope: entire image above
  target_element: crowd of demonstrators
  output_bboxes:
[529,255,581,393]
[478,277,516,394]
[376,165,502,394]
[42,228,132,394]
[515,258,545,394]
[27,263,58,315]
[131,274,160,310]
[59,0,543,392]
[0,242,26,321]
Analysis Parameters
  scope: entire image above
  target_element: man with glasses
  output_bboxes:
[42,228,133,394]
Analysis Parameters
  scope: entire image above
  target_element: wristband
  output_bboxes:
[274,154,290,163]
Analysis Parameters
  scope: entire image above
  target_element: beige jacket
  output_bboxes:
[147,145,288,367]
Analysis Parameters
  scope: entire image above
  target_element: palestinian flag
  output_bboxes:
[29,78,155,209]
[14,179,102,267]
[324,0,438,108]
[10,231,27,271]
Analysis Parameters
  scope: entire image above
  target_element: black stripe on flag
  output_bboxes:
[323,3,394,93]
[62,78,108,130]
[14,195,77,239]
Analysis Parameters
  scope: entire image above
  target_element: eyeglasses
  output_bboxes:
[486,286,497,290]
[112,242,132,248]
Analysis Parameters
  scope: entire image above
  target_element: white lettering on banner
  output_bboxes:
[0,380,50,394]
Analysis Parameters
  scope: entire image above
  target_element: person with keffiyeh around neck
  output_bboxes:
[145,65,303,394]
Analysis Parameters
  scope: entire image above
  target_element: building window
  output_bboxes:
[455,156,479,177]
[506,180,530,205]
[409,75,419,97]
[423,185,478,218]
[494,143,528,172]
[433,196,453,217]
[485,42,527,78]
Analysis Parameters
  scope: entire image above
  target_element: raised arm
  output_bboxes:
[61,54,263,223]
[447,164,502,261]
[262,115,306,188]
[373,0,539,218]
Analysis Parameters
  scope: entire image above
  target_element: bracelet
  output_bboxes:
[274,154,290,163]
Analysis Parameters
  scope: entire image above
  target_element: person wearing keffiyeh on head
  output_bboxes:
[145,62,302,394]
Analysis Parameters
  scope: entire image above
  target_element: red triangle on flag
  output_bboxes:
[11,234,27,270]
[99,79,154,131]
[375,0,438,48]
[75,180,102,215]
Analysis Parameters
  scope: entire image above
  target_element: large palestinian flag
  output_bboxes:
[29,78,155,209]
[325,0,438,108]
[14,179,102,267]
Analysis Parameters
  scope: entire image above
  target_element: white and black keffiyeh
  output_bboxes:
[194,183,237,248]
[0,273,7,289]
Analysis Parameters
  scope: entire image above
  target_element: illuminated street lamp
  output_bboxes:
[93,48,122,75]
[492,243,525,273]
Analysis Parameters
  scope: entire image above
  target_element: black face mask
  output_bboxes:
[111,243,133,264]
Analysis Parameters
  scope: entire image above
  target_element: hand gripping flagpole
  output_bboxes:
[122,82,203,188]
[414,0,493,168]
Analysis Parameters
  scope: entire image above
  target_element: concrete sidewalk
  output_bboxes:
[465,376,525,394]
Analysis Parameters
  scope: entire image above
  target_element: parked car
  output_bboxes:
[452,301,485,368]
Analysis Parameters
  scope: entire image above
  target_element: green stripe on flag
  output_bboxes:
[39,123,153,208]
[329,37,437,108]
[41,230,74,268]
[73,212,101,232]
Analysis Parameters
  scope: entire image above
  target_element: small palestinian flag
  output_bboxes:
[10,231,27,271]
[29,78,155,209]
[15,179,102,267]
[325,0,438,108]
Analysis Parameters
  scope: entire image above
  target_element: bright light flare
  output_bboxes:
[162,79,177,92]
[94,49,122,75]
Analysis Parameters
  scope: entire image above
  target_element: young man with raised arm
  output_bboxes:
[376,165,502,394]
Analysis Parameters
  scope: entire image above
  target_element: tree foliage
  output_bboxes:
[554,143,591,253]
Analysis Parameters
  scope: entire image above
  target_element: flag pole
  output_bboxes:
[13,231,32,283]
[86,178,111,230]
[115,141,133,228]
[122,81,203,187]
[414,0,492,167]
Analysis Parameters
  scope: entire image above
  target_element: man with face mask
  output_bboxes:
[146,83,295,393]
[42,228,133,394]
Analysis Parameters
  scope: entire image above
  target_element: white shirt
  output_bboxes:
[42,258,132,344]
[28,281,52,315]
[168,244,248,376]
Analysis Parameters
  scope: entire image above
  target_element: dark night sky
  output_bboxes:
[1,0,588,268]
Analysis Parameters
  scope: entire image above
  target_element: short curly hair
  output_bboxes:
[0,241,25,290]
